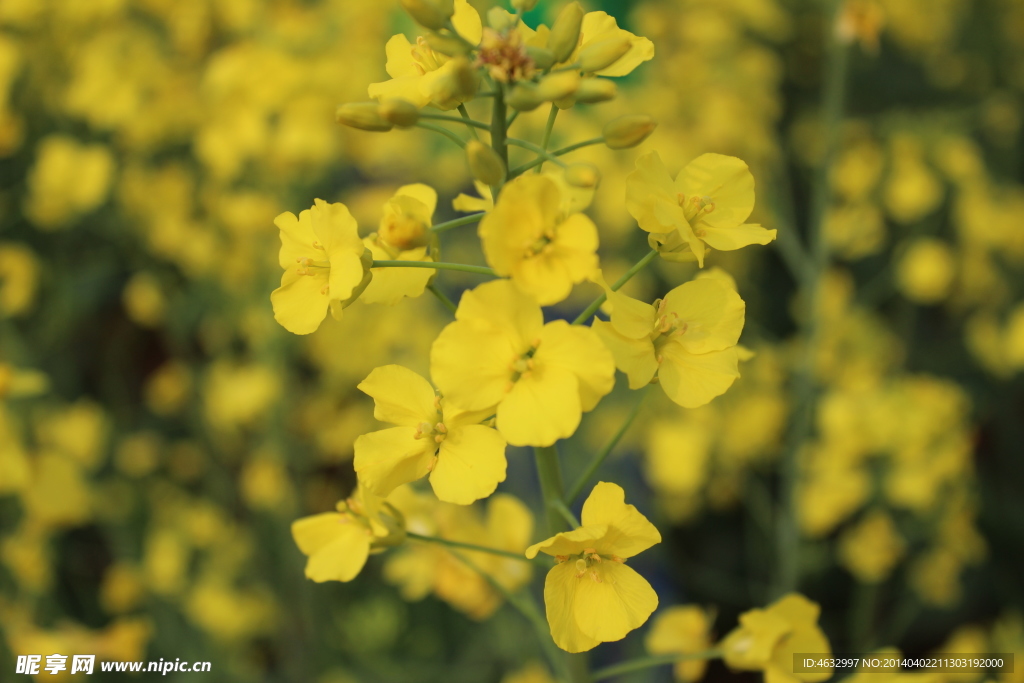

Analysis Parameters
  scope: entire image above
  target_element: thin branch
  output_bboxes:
[427,284,457,315]
[571,249,658,326]
[371,260,497,276]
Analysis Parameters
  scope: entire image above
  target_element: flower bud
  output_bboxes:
[525,45,556,70]
[336,102,394,132]
[648,231,697,263]
[400,0,455,31]
[424,32,471,57]
[578,36,632,73]
[564,162,601,189]
[449,56,480,99]
[487,7,517,32]
[548,2,584,64]
[466,140,506,186]
[536,71,580,101]
[603,114,657,149]
[512,0,539,11]
[378,99,420,128]
[574,78,618,103]
[507,83,545,111]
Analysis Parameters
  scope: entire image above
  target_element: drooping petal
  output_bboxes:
[573,561,658,643]
[592,319,658,389]
[661,278,746,354]
[430,424,507,504]
[271,268,330,335]
[701,223,778,251]
[291,513,372,583]
[579,481,661,558]
[431,319,516,411]
[658,344,741,409]
[675,154,755,229]
[543,561,604,653]
[497,364,581,447]
[357,365,437,426]
[536,320,615,413]
[354,426,436,496]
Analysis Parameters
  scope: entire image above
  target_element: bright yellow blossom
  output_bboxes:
[368,0,482,110]
[354,364,507,505]
[592,271,745,408]
[626,152,776,266]
[525,481,661,653]
[271,199,371,335]
[645,606,714,682]
[431,280,615,446]
[291,485,403,583]
[362,184,437,306]
[479,175,599,305]
[720,593,833,683]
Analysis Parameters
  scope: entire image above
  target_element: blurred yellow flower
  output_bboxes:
[25,135,115,230]
[479,174,599,305]
[526,481,661,653]
[362,184,437,306]
[0,243,38,316]
[646,605,714,682]
[896,237,956,304]
[627,151,775,266]
[354,364,507,504]
[271,200,371,335]
[431,279,615,446]
[838,509,905,583]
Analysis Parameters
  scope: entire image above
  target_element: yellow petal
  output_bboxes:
[394,183,438,220]
[662,278,745,354]
[358,364,438,426]
[580,12,654,78]
[369,74,432,107]
[580,481,661,558]
[430,424,507,504]
[721,608,793,670]
[543,560,604,653]
[536,320,615,412]
[768,593,821,625]
[354,426,436,496]
[291,513,372,583]
[431,319,516,411]
[601,284,657,340]
[592,319,658,389]
[772,622,833,683]
[701,223,777,251]
[486,494,534,553]
[362,242,433,305]
[382,34,419,79]
[626,151,677,234]
[658,344,740,409]
[676,154,755,229]
[455,279,544,350]
[497,364,581,447]
[271,268,329,335]
[526,525,610,559]
[452,0,483,44]
[573,561,658,644]
[275,209,316,270]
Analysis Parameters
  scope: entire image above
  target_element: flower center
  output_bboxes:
[476,28,535,83]
[413,420,448,445]
[410,36,445,75]
[526,234,553,257]
[507,339,541,388]
[554,548,626,583]
[379,213,427,251]
[651,298,689,338]
[677,193,716,235]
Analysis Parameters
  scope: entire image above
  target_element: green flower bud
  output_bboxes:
[400,0,455,31]
[424,31,471,57]
[578,36,632,73]
[603,114,657,149]
[548,2,584,64]
[507,83,545,111]
[525,45,556,70]
[336,102,394,132]
[574,78,618,103]
[536,71,580,101]
[466,141,506,186]
[564,162,601,189]
[511,0,539,11]
[378,99,420,128]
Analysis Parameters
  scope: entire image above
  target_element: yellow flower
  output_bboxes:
[592,270,745,408]
[525,481,661,653]
[290,485,403,583]
[645,606,714,682]
[626,151,776,266]
[368,0,482,110]
[719,593,833,683]
[362,184,437,306]
[271,199,371,335]
[837,509,905,584]
[354,364,507,505]
[565,11,655,77]
[479,175,599,305]
[430,280,615,446]
[453,181,494,213]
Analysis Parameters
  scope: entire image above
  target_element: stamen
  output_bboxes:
[312,240,325,250]
[589,569,602,583]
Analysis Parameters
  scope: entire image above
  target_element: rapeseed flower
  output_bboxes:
[354,364,507,505]
[525,482,661,653]
[362,184,437,306]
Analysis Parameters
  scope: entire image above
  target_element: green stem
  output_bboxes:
[491,86,508,168]
[415,122,466,149]
[371,260,496,276]
[506,109,520,128]
[507,137,568,168]
[406,531,542,564]
[565,387,649,503]
[774,0,848,598]
[534,445,567,535]
[430,212,486,233]
[591,650,723,682]
[849,580,880,652]
[551,499,580,529]
[509,137,605,176]
[420,111,489,133]
[536,104,559,173]
[427,283,457,315]
[572,249,658,326]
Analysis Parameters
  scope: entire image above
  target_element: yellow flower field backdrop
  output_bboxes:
[1,0,1023,681]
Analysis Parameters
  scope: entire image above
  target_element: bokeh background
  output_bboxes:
[1,0,1023,681]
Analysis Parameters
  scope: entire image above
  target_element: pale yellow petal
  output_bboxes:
[271,268,329,335]
[430,425,507,504]
[592,319,658,389]
[431,319,516,411]
[275,209,316,270]
[383,34,419,79]
[661,278,745,354]
[544,561,604,653]
[658,344,740,409]
[353,426,436,496]
[701,223,777,251]
[676,154,755,229]
[536,320,615,413]
[497,365,581,447]
[626,151,677,234]
[526,525,609,559]
[304,520,372,583]
[580,481,661,558]
[573,562,658,643]
[394,183,438,220]
[452,0,483,44]
[357,364,437,426]
[455,279,544,350]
